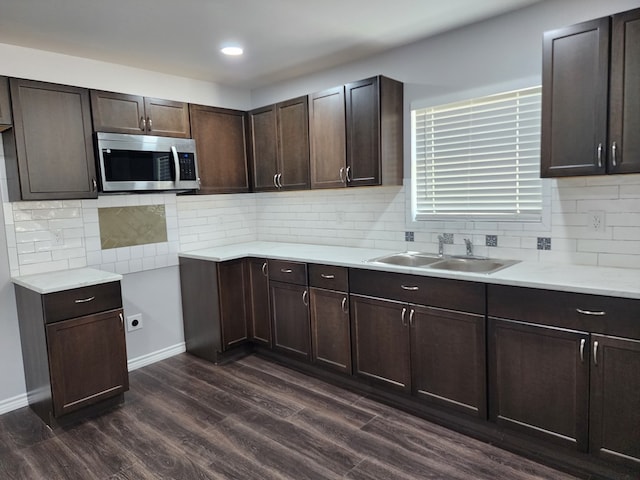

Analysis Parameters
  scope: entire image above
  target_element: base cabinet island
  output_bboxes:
[178,242,640,480]
[12,269,129,428]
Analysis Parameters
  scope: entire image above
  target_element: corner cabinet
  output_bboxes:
[14,280,128,427]
[90,90,190,138]
[541,8,640,177]
[249,96,310,191]
[2,78,98,201]
[189,104,250,194]
[309,76,403,189]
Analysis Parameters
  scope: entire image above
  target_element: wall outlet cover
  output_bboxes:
[127,313,143,332]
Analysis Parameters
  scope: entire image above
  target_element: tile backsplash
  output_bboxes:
[3,168,640,276]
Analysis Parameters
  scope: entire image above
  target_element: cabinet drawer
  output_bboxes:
[349,268,485,314]
[308,264,348,291]
[488,285,640,339]
[43,282,122,324]
[268,260,307,285]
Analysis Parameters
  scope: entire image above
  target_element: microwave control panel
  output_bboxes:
[179,153,197,180]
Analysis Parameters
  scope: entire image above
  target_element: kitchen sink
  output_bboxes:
[367,252,519,274]
[429,256,520,274]
[367,252,442,267]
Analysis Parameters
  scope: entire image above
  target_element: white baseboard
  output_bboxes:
[0,393,28,415]
[0,343,186,417]
[127,342,186,371]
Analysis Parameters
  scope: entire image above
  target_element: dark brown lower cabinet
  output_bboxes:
[309,287,351,374]
[411,306,486,417]
[218,260,249,349]
[270,281,310,360]
[46,309,129,417]
[488,318,590,451]
[246,258,271,346]
[350,295,411,392]
[589,334,640,468]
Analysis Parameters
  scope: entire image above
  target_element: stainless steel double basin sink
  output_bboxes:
[367,251,519,274]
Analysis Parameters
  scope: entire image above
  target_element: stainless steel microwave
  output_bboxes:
[96,132,200,192]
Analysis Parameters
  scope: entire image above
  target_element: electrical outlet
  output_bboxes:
[588,211,606,233]
[127,313,143,332]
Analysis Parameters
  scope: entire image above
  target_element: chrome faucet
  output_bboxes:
[437,235,445,257]
[464,238,473,257]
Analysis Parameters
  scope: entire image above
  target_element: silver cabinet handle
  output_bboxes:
[576,308,605,316]
[401,307,407,326]
[409,308,415,327]
[611,142,618,167]
[261,262,268,277]
[302,290,308,306]
[401,285,419,291]
[597,143,603,168]
[579,338,586,363]
[345,165,352,183]
[147,117,152,131]
[280,268,293,273]
[273,174,279,188]
[593,340,599,366]
[277,173,283,188]
[139,117,146,131]
[92,178,97,191]
[339,167,345,184]
[320,274,335,279]
[74,296,95,304]
[119,312,124,325]
[341,297,348,314]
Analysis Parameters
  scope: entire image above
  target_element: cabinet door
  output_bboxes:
[350,295,410,392]
[9,79,97,200]
[189,104,249,194]
[91,90,146,134]
[270,281,310,360]
[345,77,380,186]
[46,309,128,417]
[218,260,249,350]
[411,306,486,417]
[0,76,11,129]
[589,334,640,468]
[310,288,351,374]
[309,87,346,189]
[276,96,310,190]
[488,318,590,451]
[609,8,640,175]
[246,258,271,346]
[249,105,279,191]
[143,97,190,138]
[541,18,610,177]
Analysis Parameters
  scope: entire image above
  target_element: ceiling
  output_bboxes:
[0,0,543,89]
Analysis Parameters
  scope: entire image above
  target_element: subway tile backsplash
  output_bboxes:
[2,154,640,276]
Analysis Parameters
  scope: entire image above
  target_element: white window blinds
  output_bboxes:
[412,86,542,219]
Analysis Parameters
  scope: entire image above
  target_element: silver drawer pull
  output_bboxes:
[74,296,95,304]
[280,268,293,273]
[320,274,335,279]
[401,285,419,291]
[576,308,605,316]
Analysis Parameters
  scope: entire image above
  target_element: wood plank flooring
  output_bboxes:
[0,353,579,479]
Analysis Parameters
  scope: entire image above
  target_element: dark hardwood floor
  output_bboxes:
[0,353,579,479]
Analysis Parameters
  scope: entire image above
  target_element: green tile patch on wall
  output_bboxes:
[98,205,168,249]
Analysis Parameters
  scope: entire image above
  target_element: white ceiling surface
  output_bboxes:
[0,0,542,89]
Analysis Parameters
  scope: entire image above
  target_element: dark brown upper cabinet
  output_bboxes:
[189,104,250,194]
[345,76,403,187]
[541,8,640,177]
[249,95,310,192]
[309,76,404,189]
[0,76,11,131]
[2,78,97,201]
[90,90,190,138]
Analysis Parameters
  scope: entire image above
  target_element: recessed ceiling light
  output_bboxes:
[221,46,243,56]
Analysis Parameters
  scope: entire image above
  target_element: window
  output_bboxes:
[411,86,542,221]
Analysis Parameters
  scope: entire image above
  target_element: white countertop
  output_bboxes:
[180,241,640,300]
[12,268,123,294]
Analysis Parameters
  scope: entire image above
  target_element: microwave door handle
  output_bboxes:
[171,146,180,185]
